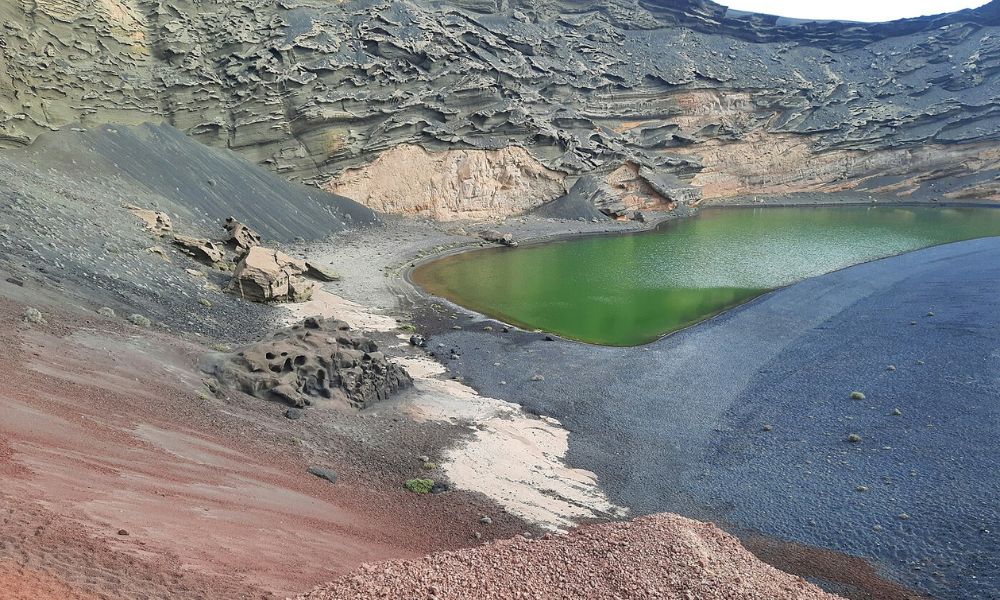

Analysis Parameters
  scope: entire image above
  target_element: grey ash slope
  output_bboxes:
[1,0,998,198]
[430,237,1000,600]
[0,124,376,340]
[32,124,376,242]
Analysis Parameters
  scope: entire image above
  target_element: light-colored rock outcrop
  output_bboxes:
[125,205,172,234]
[227,246,315,303]
[222,217,261,254]
[324,145,567,220]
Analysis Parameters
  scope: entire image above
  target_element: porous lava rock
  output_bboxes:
[207,316,412,409]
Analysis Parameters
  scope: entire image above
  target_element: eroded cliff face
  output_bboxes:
[1,0,998,218]
[325,145,566,220]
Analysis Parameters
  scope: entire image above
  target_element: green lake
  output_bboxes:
[412,206,1000,345]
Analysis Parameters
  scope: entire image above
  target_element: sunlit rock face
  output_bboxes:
[2,0,998,216]
[324,145,567,220]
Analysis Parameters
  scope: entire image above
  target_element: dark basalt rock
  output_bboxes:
[206,317,413,410]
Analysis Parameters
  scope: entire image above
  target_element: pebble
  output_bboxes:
[307,466,338,484]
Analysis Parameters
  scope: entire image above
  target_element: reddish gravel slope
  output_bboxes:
[298,513,844,600]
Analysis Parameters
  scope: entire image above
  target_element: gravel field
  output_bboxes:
[298,513,842,600]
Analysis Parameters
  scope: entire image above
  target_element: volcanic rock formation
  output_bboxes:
[207,316,413,409]
[2,0,997,218]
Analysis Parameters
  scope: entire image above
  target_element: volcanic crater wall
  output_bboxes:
[1,0,999,216]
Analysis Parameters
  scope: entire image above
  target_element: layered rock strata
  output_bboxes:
[2,0,997,217]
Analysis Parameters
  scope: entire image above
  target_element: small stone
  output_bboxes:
[117,529,129,536]
[886,365,896,371]
[198,298,212,308]
[899,512,911,520]
[909,321,917,325]
[22,307,45,324]
[5,277,24,286]
[892,408,902,416]
[473,531,482,540]
[872,524,883,532]
[483,325,493,331]
[850,391,866,400]
[847,433,863,443]
[856,485,869,492]
[479,516,493,525]
[285,408,303,420]
[409,334,427,347]
[761,424,773,432]
[916,360,925,365]
[530,374,545,382]
[128,313,151,327]
[307,466,338,484]
[97,307,116,318]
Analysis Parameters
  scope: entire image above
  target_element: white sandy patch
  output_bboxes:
[280,288,397,332]
[397,355,626,530]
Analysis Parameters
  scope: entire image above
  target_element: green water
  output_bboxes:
[413,206,1000,345]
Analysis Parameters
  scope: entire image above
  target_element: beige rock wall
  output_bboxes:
[671,133,1000,199]
[324,145,567,221]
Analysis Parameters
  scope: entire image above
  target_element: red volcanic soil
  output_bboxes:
[0,293,521,599]
[298,513,843,600]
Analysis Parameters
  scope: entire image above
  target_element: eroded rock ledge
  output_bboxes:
[2,0,998,215]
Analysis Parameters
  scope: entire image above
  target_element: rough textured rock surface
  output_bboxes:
[297,512,843,600]
[222,217,262,254]
[1,0,997,217]
[207,316,413,409]
[227,245,315,303]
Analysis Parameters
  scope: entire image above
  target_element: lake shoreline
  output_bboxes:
[405,200,1000,345]
[425,237,1000,600]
